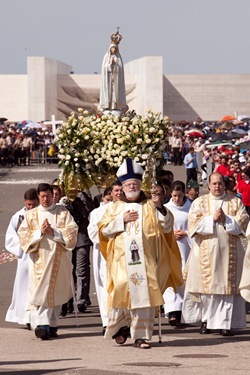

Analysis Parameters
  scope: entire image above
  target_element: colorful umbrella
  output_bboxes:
[185,129,205,138]
[220,115,236,122]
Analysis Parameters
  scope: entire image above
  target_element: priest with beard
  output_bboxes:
[98,158,182,349]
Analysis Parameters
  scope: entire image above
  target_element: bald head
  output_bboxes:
[208,173,225,197]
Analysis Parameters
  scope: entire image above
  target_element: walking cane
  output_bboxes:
[71,278,80,326]
[146,156,162,344]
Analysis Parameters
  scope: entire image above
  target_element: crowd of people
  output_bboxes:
[4,154,250,349]
[0,121,57,166]
[1,117,250,168]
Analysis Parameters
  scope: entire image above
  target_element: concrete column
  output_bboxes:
[27,57,72,121]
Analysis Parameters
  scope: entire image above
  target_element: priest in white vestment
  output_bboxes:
[182,172,249,336]
[18,183,78,340]
[239,223,250,302]
[164,180,192,325]
[99,158,183,349]
[5,189,39,326]
[87,181,123,331]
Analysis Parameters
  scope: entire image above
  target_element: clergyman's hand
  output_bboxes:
[219,208,226,224]
[123,210,139,223]
[41,219,54,236]
[213,209,221,223]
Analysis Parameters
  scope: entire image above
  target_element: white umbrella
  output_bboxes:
[24,122,43,129]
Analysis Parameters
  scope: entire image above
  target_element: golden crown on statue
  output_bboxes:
[110,27,122,45]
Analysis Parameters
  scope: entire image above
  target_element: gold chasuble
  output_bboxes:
[18,204,78,308]
[98,199,183,311]
[185,193,249,296]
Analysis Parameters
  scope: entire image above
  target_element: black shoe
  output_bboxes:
[60,303,68,317]
[85,299,92,307]
[168,311,181,326]
[200,322,211,334]
[220,329,234,337]
[102,326,106,336]
[49,327,58,338]
[26,323,31,330]
[77,304,86,313]
[35,326,50,340]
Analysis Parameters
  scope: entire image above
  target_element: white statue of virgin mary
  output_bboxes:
[99,33,128,113]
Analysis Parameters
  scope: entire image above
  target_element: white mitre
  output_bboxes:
[116,158,144,183]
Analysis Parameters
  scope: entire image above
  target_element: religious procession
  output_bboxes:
[3,31,250,352]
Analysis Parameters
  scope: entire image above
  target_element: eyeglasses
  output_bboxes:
[123,182,140,188]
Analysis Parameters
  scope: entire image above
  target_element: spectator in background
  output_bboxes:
[172,132,183,166]
[214,156,229,176]
[22,133,33,166]
[237,167,250,215]
[183,147,198,184]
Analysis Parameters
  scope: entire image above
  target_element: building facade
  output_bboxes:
[0,56,249,122]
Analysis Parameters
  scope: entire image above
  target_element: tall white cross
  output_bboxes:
[44,115,63,135]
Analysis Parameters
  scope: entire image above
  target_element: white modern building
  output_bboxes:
[0,56,250,122]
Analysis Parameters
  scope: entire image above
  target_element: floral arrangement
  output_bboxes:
[55,108,170,194]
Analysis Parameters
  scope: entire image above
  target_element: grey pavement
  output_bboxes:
[0,165,250,375]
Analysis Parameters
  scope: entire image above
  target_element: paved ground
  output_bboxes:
[0,165,250,375]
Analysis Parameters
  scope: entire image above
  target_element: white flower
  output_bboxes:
[83,110,89,115]
[117,138,124,144]
[137,138,143,144]
[75,163,80,168]
[65,161,69,166]
[66,155,71,160]
[146,139,151,144]
[146,108,151,113]
[74,158,78,161]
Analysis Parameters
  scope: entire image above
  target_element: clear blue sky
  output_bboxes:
[1,0,250,75]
